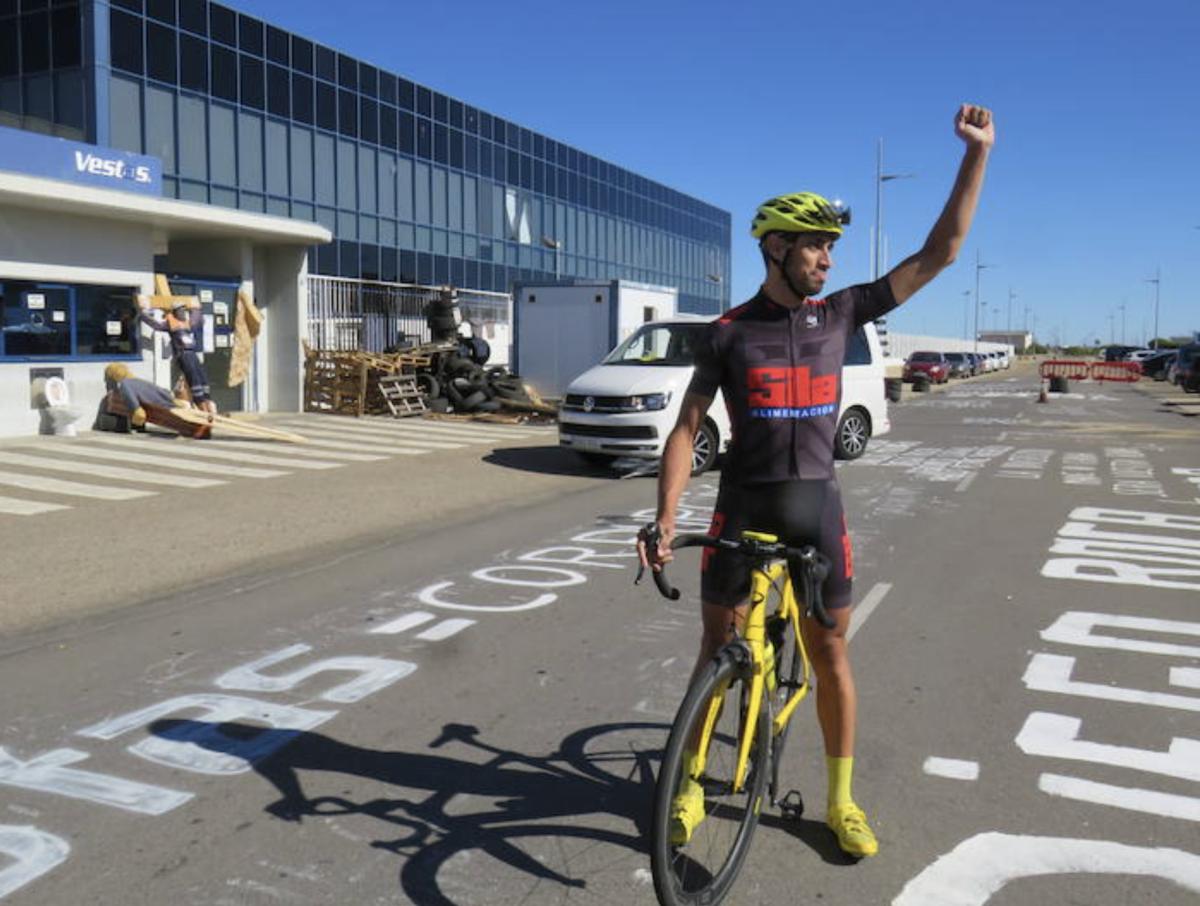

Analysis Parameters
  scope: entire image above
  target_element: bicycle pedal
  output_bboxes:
[778,789,804,820]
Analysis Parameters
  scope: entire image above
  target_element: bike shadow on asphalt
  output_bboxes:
[149,717,665,905]
[757,809,862,866]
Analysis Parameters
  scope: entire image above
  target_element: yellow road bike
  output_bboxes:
[637,528,834,906]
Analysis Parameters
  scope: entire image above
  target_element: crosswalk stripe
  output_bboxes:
[191,438,386,463]
[42,441,286,478]
[280,423,465,450]
[287,416,541,441]
[0,469,156,500]
[77,438,344,471]
[278,419,472,446]
[0,451,226,488]
[0,494,71,516]
[257,431,429,456]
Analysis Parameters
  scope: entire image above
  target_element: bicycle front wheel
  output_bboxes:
[651,647,770,906]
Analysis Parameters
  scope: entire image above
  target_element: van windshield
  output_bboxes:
[602,323,707,366]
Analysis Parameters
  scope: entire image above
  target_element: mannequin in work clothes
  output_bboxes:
[137,296,217,414]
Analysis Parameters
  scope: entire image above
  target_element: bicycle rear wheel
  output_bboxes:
[651,647,770,906]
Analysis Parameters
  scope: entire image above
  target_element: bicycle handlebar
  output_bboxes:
[635,527,835,629]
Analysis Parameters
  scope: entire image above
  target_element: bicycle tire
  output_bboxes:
[651,646,770,906]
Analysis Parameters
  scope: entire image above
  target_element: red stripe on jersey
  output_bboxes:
[702,511,726,571]
[840,513,854,579]
[717,299,757,325]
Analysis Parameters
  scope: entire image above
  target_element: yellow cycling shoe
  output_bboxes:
[670,776,706,846]
[827,802,878,857]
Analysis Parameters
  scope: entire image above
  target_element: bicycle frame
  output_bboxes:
[692,547,813,794]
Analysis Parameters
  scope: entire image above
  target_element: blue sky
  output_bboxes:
[236,0,1199,346]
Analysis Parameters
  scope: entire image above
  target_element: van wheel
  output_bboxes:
[834,408,871,460]
[691,421,719,475]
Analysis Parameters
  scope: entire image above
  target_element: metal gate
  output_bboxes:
[306,276,511,358]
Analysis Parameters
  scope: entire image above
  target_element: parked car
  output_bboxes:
[1169,344,1200,391]
[943,351,974,378]
[967,352,986,375]
[1138,350,1176,381]
[903,351,950,384]
[1126,348,1157,363]
[558,318,892,472]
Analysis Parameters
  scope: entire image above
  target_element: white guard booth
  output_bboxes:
[511,279,677,400]
[0,126,331,439]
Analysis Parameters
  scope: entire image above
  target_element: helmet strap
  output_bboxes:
[777,241,809,302]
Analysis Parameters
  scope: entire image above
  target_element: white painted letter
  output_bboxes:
[215,644,416,703]
[416,580,556,613]
[893,832,1200,905]
[0,746,191,815]
[1041,558,1200,591]
[472,565,586,588]
[518,546,628,569]
[1069,507,1200,531]
[78,693,336,775]
[1040,611,1200,658]
[1016,711,1200,781]
[0,826,70,900]
[1023,653,1200,712]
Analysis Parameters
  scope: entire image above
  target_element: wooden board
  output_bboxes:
[142,403,212,439]
[143,405,307,443]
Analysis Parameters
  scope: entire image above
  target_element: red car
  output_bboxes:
[903,351,950,383]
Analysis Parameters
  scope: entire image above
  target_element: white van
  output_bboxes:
[558,316,890,474]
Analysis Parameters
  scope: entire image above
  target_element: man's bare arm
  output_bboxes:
[637,391,711,569]
[887,104,995,306]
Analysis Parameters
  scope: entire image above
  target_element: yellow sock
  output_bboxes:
[827,755,854,808]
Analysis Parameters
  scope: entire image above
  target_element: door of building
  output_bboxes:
[166,276,242,413]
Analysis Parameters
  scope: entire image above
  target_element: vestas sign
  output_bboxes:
[0,125,162,196]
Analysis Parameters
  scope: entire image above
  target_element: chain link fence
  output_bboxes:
[306,276,512,360]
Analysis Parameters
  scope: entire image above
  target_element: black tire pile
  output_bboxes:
[421,290,539,415]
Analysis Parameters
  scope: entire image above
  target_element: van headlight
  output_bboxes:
[628,393,671,411]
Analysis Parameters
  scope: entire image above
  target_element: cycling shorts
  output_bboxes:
[700,479,853,610]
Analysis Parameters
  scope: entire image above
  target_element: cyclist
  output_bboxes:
[638,104,994,858]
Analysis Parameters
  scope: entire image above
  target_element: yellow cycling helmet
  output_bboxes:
[750,192,851,239]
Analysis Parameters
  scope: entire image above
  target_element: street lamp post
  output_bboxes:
[973,249,990,355]
[872,139,916,281]
[1118,302,1126,345]
[1145,268,1160,350]
[1008,287,1016,332]
[962,289,971,340]
[541,236,562,280]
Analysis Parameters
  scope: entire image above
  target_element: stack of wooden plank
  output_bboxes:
[303,343,453,416]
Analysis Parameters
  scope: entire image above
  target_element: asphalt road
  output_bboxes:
[1,366,1198,905]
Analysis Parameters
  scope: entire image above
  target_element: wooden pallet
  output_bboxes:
[378,374,428,417]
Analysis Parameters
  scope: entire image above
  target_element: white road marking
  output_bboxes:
[0,495,70,516]
[52,441,285,478]
[193,438,386,462]
[81,441,344,471]
[0,451,226,487]
[848,582,892,640]
[1039,773,1200,822]
[0,470,154,501]
[281,418,497,442]
[369,611,437,635]
[281,423,465,450]
[923,757,980,780]
[415,619,476,641]
[274,435,429,456]
[955,473,977,493]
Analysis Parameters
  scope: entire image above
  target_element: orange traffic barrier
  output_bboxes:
[1089,361,1141,382]
[1039,360,1091,380]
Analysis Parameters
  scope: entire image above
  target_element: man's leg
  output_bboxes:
[801,607,878,857]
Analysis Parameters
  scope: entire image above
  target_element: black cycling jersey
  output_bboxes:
[687,278,897,484]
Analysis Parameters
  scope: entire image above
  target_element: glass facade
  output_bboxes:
[0,0,88,139]
[5,1,731,313]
